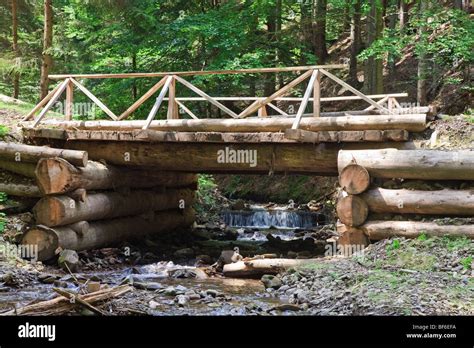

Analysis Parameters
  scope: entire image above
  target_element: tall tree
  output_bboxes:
[417,0,428,105]
[349,0,362,86]
[11,0,19,99]
[39,0,52,100]
[365,0,384,94]
[314,0,328,63]
[399,0,408,31]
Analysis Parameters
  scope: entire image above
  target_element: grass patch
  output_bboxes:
[0,100,36,116]
[460,256,473,270]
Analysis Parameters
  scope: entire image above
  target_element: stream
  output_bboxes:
[1,204,328,315]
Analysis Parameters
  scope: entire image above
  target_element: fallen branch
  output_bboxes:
[52,287,107,316]
[1,285,131,316]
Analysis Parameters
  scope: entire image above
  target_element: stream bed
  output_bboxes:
[1,203,330,315]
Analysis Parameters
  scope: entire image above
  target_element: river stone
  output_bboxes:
[58,249,80,272]
[173,248,195,258]
[149,300,159,310]
[196,254,213,265]
[175,295,190,306]
[205,289,219,297]
[261,275,282,290]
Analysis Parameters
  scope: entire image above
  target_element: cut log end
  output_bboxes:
[339,164,370,194]
[35,157,76,195]
[21,226,59,261]
[336,195,369,227]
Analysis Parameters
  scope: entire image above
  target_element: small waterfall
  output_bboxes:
[221,209,325,229]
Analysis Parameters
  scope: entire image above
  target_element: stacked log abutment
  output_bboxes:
[335,148,474,251]
[0,141,197,261]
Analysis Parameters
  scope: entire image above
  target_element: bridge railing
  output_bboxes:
[24,65,412,130]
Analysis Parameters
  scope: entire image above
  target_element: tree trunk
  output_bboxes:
[387,1,397,75]
[33,188,196,227]
[35,157,198,195]
[39,0,53,100]
[22,208,195,261]
[0,142,87,166]
[314,0,328,63]
[360,188,474,215]
[11,0,20,99]
[338,149,474,180]
[32,114,428,132]
[357,220,474,240]
[365,0,384,94]
[349,0,362,85]
[399,0,408,31]
[336,195,369,226]
[0,183,42,197]
[223,258,320,278]
[301,0,314,59]
[417,0,428,105]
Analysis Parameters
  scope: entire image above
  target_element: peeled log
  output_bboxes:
[0,141,87,167]
[338,149,474,180]
[361,188,474,216]
[0,183,42,197]
[223,258,320,278]
[22,208,195,261]
[0,160,36,178]
[33,188,195,227]
[357,220,474,240]
[339,164,370,194]
[336,195,369,227]
[25,114,427,132]
[35,158,198,194]
[61,141,417,174]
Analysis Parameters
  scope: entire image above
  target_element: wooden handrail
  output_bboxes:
[48,65,348,80]
[161,93,408,102]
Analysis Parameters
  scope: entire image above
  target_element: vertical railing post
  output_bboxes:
[258,105,268,117]
[167,76,179,119]
[313,69,321,117]
[388,97,394,111]
[65,79,73,120]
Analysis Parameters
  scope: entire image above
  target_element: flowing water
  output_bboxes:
[222,204,326,242]
[1,204,324,315]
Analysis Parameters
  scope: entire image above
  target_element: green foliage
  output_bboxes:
[417,232,428,241]
[0,192,6,234]
[0,0,472,117]
[387,239,400,251]
[0,212,5,234]
[0,124,8,138]
[460,256,472,270]
[194,174,218,217]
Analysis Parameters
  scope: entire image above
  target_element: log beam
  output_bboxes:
[0,141,87,167]
[60,141,418,174]
[22,208,195,261]
[22,114,427,133]
[360,188,474,216]
[35,158,198,194]
[356,220,474,240]
[33,188,195,227]
[338,149,474,180]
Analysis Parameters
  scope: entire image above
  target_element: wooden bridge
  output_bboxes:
[21,65,430,174]
[10,66,474,261]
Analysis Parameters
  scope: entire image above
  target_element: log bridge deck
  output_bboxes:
[21,65,430,174]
